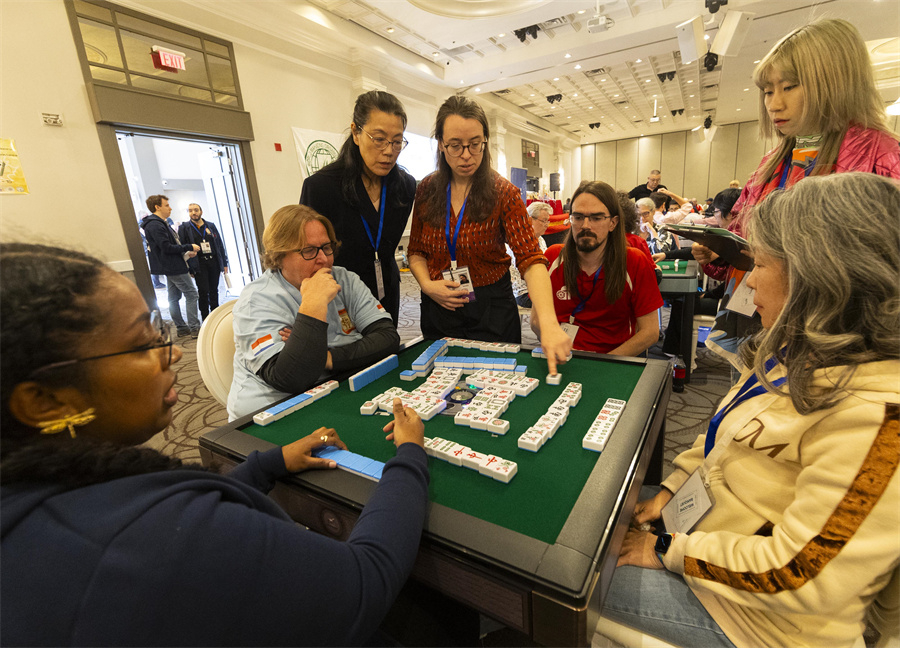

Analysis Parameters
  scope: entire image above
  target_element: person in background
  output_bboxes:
[177,203,228,321]
[627,169,667,203]
[228,205,399,421]
[408,95,571,374]
[140,194,201,337]
[508,201,551,308]
[300,91,416,327]
[538,181,662,356]
[598,172,900,648]
[638,194,679,254]
[655,187,742,360]
[728,179,741,189]
[693,18,900,370]
[0,242,430,647]
[563,197,571,213]
[615,191,653,264]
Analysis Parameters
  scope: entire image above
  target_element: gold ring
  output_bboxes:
[320,435,328,442]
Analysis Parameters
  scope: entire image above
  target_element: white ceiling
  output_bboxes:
[121,0,900,143]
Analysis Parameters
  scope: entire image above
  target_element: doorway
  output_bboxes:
[116,131,260,318]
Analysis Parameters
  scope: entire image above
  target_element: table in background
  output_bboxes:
[657,259,700,383]
[200,342,670,646]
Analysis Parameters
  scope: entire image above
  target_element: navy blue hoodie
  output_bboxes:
[141,214,194,276]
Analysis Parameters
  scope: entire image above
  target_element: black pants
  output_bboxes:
[193,259,221,320]
[420,273,521,343]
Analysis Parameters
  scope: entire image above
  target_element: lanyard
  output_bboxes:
[191,221,206,239]
[570,266,602,323]
[359,181,387,261]
[704,357,786,457]
[777,155,816,190]
[445,183,468,266]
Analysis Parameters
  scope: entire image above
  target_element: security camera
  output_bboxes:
[704,115,713,129]
[704,51,719,72]
[705,0,727,13]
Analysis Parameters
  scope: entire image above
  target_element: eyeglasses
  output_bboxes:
[294,242,339,260]
[571,212,613,225]
[531,215,550,225]
[442,140,486,157]
[359,128,409,152]
[638,210,652,217]
[27,310,175,379]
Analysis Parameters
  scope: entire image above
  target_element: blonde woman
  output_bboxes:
[694,18,900,368]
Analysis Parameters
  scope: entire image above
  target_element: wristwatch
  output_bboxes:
[654,533,674,566]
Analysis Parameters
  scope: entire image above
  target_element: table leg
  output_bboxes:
[681,292,696,383]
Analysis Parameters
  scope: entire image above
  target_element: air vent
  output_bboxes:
[539,16,569,29]
[614,100,628,105]
[494,89,512,95]
[584,67,607,77]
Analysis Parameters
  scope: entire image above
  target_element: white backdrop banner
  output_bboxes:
[292,127,343,180]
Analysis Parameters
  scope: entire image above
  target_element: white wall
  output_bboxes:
[0,0,131,265]
[579,121,770,200]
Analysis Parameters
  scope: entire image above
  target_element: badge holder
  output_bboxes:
[442,263,476,302]
[660,469,715,534]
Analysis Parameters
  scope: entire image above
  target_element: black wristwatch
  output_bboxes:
[654,533,674,563]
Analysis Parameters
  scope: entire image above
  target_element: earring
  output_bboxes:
[37,408,96,439]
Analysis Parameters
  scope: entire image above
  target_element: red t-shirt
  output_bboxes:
[625,233,653,262]
[545,245,663,353]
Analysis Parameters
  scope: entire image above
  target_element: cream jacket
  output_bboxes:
[661,359,900,648]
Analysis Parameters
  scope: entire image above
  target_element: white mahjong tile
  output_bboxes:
[517,433,542,452]
[471,415,492,431]
[454,411,476,426]
[490,460,518,483]
[359,401,377,415]
[425,437,445,456]
[461,449,489,471]
[487,419,509,435]
[478,455,503,476]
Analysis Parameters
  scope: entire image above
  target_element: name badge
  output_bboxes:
[373,258,385,300]
[200,240,212,254]
[560,322,579,341]
[661,469,714,534]
[442,264,476,303]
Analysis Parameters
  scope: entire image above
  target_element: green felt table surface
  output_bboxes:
[656,260,690,275]
[242,341,645,545]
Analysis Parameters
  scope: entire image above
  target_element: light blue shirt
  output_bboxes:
[227,267,389,420]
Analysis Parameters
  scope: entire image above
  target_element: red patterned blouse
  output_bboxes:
[408,173,549,288]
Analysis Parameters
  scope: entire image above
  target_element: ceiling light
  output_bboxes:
[530,93,535,97]
[753,59,761,64]
[573,93,578,97]
[613,94,619,97]
[432,52,439,57]
[588,106,593,109]
[474,88,481,92]
[636,58,642,63]
[553,77,559,81]
[577,9,586,14]
[704,34,709,40]
[498,33,505,37]
[744,88,750,91]
[687,79,694,83]
[690,94,695,98]
[736,108,741,111]
[645,79,650,83]
[386,27,395,33]
[565,53,571,58]
[574,64,582,70]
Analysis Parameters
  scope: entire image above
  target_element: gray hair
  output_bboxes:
[527,201,552,219]
[742,172,900,414]
[635,197,655,213]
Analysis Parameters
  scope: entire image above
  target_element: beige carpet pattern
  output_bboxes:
[146,273,732,480]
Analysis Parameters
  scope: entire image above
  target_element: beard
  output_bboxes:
[575,231,601,252]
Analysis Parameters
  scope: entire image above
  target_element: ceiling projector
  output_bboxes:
[587,15,611,34]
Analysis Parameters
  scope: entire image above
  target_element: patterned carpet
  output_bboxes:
[145,272,733,480]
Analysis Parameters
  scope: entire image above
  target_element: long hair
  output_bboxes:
[560,181,627,303]
[262,205,340,271]
[740,173,900,414]
[753,18,890,182]
[417,95,498,226]
[0,243,194,485]
[322,90,411,211]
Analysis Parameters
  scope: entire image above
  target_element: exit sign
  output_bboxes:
[151,45,186,72]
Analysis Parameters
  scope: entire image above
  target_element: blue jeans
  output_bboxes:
[166,272,200,329]
[598,486,737,648]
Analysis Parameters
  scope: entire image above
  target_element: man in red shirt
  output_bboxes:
[535,181,663,355]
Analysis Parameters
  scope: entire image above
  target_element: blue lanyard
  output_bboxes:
[777,155,816,190]
[571,266,602,319]
[359,182,387,259]
[191,221,206,238]
[704,357,786,457]
[445,183,468,263]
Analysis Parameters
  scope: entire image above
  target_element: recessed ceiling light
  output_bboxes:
[577,9,586,13]
[459,80,464,84]
[386,27,395,33]
[554,77,559,81]
[474,88,481,92]
[573,93,578,97]
[567,116,571,118]
[614,94,619,97]
[704,34,709,40]
[753,60,761,64]
[636,59,642,63]
[600,78,606,82]
[687,80,694,83]
[690,94,695,97]
[530,93,535,97]
[432,52,439,57]
[645,79,650,83]
[588,106,593,109]
[744,88,750,91]
[574,64,582,70]
[565,53,571,58]
[652,94,657,97]
[736,108,741,111]
[498,33,505,37]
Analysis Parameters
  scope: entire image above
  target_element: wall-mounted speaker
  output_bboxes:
[711,11,755,57]
[549,173,560,192]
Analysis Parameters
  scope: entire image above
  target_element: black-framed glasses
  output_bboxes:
[571,212,613,225]
[294,242,339,260]
[360,128,409,152]
[26,310,176,379]
[442,140,486,157]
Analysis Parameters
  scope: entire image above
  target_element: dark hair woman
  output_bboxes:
[0,243,428,646]
[300,90,416,325]
[407,95,571,374]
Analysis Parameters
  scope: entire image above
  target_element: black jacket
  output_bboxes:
[140,215,193,276]
[177,219,228,273]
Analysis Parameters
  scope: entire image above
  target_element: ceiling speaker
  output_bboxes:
[675,15,706,65]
